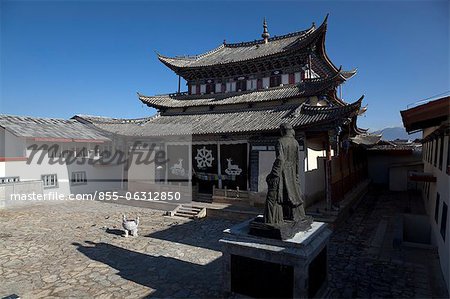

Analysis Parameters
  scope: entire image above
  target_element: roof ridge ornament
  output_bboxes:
[262,17,270,44]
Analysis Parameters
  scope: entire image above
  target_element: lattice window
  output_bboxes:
[42,174,58,189]
[0,176,20,184]
[71,171,87,185]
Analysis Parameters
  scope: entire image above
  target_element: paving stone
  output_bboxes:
[327,190,448,298]
[1,190,448,298]
[0,200,236,298]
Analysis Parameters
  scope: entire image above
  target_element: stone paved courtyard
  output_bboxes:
[0,191,449,298]
[328,189,448,298]
[0,201,236,298]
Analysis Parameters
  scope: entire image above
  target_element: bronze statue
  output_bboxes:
[264,123,306,224]
[250,123,311,240]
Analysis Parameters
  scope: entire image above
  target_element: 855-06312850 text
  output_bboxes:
[97,191,182,201]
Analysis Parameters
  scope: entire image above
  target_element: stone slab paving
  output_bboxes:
[1,191,448,298]
[0,201,237,298]
[328,189,449,298]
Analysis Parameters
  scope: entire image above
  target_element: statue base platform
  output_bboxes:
[220,216,332,298]
[249,215,313,240]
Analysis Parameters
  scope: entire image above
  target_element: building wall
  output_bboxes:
[388,163,423,191]
[367,151,421,186]
[304,137,326,205]
[0,129,26,157]
[422,131,449,292]
[257,151,275,193]
[0,162,4,178]
[0,138,123,208]
[256,148,306,196]
[127,149,157,191]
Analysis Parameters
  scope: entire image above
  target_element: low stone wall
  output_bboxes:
[0,180,43,209]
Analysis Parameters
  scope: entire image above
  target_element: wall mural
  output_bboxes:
[225,158,242,176]
[192,144,218,193]
[220,143,248,190]
[195,146,215,169]
[166,145,189,183]
[170,158,186,177]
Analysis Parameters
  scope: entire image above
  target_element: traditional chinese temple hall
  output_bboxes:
[74,15,378,208]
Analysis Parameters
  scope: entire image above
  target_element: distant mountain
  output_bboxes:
[372,127,421,141]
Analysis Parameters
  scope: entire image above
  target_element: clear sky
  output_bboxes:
[1,0,448,131]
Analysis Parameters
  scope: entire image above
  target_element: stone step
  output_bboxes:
[178,207,200,213]
[174,211,197,217]
[178,206,203,212]
[172,204,207,219]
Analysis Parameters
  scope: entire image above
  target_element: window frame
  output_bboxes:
[446,137,450,175]
[269,75,281,87]
[41,174,58,189]
[205,82,215,94]
[434,138,439,167]
[71,171,87,186]
[0,176,20,184]
[440,202,448,242]
[434,192,440,224]
[236,79,247,92]
[438,136,444,170]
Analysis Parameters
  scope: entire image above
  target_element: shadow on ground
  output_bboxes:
[105,228,124,236]
[73,241,222,298]
[328,189,449,298]
[146,217,238,251]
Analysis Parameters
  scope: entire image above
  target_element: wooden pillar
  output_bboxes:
[347,147,353,188]
[339,149,344,202]
[325,132,333,211]
[218,142,222,189]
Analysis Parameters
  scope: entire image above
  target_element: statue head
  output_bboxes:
[280,123,294,137]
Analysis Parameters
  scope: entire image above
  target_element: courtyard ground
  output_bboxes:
[0,189,448,298]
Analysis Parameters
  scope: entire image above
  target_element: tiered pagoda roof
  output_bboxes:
[73,16,368,140]
[74,98,363,137]
[138,71,349,110]
[157,15,356,81]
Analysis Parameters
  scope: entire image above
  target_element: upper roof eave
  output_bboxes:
[74,97,364,137]
[138,71,348,110]
[156,18,323,70]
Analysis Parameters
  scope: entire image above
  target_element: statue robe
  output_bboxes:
[264,134,306,224]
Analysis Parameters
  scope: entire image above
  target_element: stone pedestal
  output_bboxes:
[220,216,332,298]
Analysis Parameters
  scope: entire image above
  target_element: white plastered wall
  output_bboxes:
[422,127,450,292]
[0,137,123,206]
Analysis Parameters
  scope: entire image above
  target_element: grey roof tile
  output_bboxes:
[139,75,342,109]
[157,23,319,68]
[0,115,110,141]
[76,99,362,137]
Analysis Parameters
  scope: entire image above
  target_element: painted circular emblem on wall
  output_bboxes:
[195,146,214,169]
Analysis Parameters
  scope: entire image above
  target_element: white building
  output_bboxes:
[401,96,450,292]
[0,115,124,208]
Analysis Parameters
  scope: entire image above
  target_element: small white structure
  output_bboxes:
[122,214,139,237]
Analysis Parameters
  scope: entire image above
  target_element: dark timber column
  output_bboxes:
[325,131,333,211]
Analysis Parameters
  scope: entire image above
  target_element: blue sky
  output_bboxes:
[1,0,448,131]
